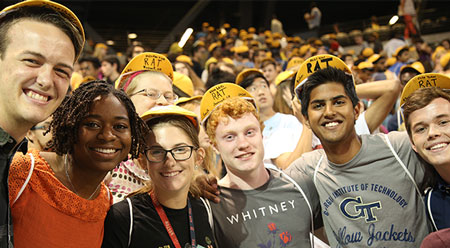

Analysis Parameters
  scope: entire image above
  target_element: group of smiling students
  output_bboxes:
[1,1,450,248]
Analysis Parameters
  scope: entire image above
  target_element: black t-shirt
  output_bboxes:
[102,193,216,248]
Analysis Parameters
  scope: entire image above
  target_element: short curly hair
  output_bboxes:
[48,80,148,158]
[206,97,261,144]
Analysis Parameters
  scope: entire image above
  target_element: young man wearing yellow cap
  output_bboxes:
[287,63,431,247]
[401,73,450,232]
[200,83,326,247]
[389,46,411,76]
[0,1,84,245]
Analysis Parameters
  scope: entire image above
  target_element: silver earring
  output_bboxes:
[195,164,199,170]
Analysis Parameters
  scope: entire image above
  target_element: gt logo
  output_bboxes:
[340,196,381,223]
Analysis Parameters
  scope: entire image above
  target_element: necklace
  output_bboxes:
[64,154,101,200]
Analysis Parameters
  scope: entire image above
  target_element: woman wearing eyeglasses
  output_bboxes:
[106,52,179,203]
[117,52,178,115]
[102,106,216,248]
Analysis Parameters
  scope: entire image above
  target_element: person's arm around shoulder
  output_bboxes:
[102,200,133,248]
[195,173,220,203]
[356,78,402,133]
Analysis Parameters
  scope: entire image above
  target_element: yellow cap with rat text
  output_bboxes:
[294,54,352,99]
[115,52,173,89]
[200,83,255,126]
[400,73,450,107]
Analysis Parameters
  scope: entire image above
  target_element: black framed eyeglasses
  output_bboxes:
[145,145,197,163]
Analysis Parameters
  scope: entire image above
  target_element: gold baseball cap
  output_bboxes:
[176,55,193,67]
[367,54,381,64]
[400,73,450,107]
[400,61,425,75]
[208,42,220,52]
[294,54,352,99]
[385,57,397,67]
[234,45,249,54]
[275,70,296,86]
[235,68,264,85]
[115,52,173,90]
[0,0,85,59]
[140,105,199,131]
[440,52,450,68]
[362,47,374,58]
[357,61,374,70]
[393,45,409,57]
[175,95,202,106]
[286,57,305,71]
[200,83,255,126]
[173,71,194,97]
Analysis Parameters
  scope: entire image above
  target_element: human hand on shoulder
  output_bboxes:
[195,174,221,203]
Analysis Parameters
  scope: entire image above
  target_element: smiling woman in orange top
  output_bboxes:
[9,81,148,248]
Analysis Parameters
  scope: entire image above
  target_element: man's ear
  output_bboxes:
[304,114,311,129]
[354,101,363,122]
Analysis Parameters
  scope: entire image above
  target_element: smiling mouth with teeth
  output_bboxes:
[26,90,49,102]
[324,121,339,127]
[428,143,448,150]
[93,148,117,154]
[236,153,253,159]
[161,171,181,177]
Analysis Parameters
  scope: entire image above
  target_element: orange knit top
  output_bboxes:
[9,149,112,248]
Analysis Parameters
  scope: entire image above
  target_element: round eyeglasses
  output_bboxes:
[129,88,178,103]
[145,145,197,163]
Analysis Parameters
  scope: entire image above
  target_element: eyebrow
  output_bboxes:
[150,143,190,149]
[23,51,74,72]
[435,114,450,119]
[84,114,130,121]
[411,114,449,129]
[173,142,190,147]
[310,95,347,104]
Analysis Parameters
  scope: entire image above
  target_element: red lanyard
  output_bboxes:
[150,192,196,248]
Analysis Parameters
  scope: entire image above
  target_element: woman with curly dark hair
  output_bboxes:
[8,80,148,248]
